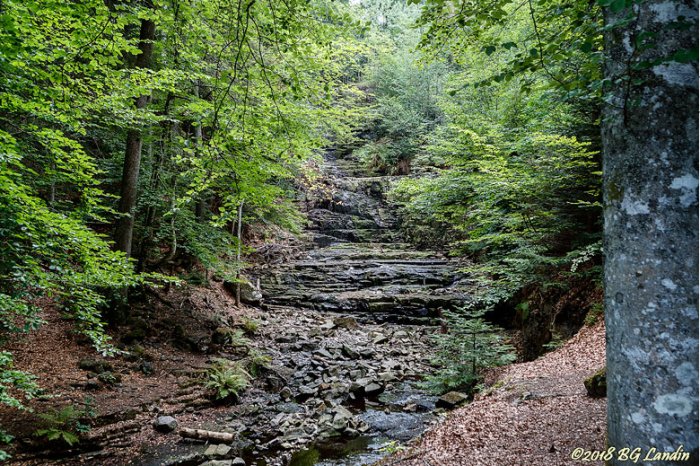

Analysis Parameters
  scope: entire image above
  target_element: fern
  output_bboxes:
[204,359,250,401]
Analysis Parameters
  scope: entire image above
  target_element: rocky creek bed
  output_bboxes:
[5,150,472,466]
[135,150,472,466]
[133,307,444,466]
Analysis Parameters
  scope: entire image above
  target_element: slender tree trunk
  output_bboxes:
[235,200,244,307]
[603,1,698,463]
[114,17,156,257]
[193,81,208,221]
[135,139,160,272]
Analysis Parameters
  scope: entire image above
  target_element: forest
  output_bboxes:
[0,0,696,465]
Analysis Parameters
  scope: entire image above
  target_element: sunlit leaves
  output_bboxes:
[415,0,604,103]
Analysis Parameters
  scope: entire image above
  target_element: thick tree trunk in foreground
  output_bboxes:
[114,18,156,256]
[603,1,698,463]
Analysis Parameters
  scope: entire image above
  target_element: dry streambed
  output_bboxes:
[137,306,444,466]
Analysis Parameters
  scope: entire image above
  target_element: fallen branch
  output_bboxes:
[178,427,235,442]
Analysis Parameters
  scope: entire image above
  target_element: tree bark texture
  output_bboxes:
[603,1,698,463]
[114,17,156,256]
[235,201,244,307]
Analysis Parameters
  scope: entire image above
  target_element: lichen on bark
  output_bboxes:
[602,1,698,463]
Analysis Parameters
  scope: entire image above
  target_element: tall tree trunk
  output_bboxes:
[193,81,208,221]
[603,1,698,463]
[235,201,244,307]
[114,17,156,256]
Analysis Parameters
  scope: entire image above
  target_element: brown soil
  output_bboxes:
[0,282,255,465]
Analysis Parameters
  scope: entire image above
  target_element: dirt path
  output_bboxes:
[383,319,606,466]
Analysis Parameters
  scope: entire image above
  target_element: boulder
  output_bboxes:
[204,444,232,458]
[97,371,121,386]
[122,318,149,343]
[341,345,359,359]
[350,378,384,398]
[78,358,113,374]
[279,386,293,400]
[280,428,307,442]
[359,348,375,359]
[240,282,263,306]
[359,411,423,441]
[328,405,354,431]
[350,377,371,394]
[154,415,178,433]
[332,405,354,422]
[275,402,305,414]
[364,383,384,398]
[224,279,263,306]
[333,316,359,329]
[584,367,606,398]
[436,391,469,409]
[295,385,317,402]
[314,348,334,359]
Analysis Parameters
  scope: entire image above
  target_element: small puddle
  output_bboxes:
[284,381,436,466]
[289,435,390,466]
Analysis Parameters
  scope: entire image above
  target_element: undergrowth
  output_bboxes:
[425,308,516,395]
[204,359,250,402]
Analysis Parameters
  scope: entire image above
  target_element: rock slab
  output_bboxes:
[436,391,469,409]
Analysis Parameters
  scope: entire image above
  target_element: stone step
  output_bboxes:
[262,267,460,290]
[333,176,397,195]
[263,286,471,323]
[257,149,475,325]
[263,283,470,302]
[305,251,437,262]
[306,233,350,247]
[315,228,401,243]
[290,258,452,267]
[305,209,383,231]
[262,279,454,294]
[319,242,414,250]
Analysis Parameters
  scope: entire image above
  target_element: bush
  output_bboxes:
[240,317,260,335]
[33,403,95,447]
[425,308,516,395]
[392,127,602,309]
[244,350,272,377]
[584,302,604,326]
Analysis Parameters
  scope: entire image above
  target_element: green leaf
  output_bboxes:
[610,0,628,13]
[670,48,699,64]
[579,41,593,53]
